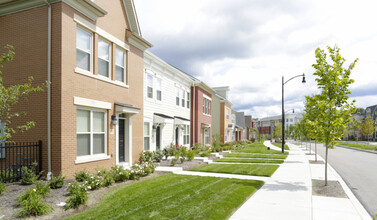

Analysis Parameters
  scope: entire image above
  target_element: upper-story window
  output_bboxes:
[180,89,185,108]
[176,87,180,106]
[226,108,230,120]
[147,74,153,99]
[98,38,111,78]
[203,98,206,113]
[186,92,190,109]
[115,48,126,83]
[156,78,162,101]
[208,101,211,115]
[76,27,92,72]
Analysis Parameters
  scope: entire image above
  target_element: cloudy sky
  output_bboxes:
[134,0,377,118]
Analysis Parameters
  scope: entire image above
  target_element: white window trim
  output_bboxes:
[115,47,127,84]
[76,26,93,74]
[183,125,190,146]
[186,91,190,110]
[175,86,180,107]
[97,37,112,79]
[143,122,151,151]
[155,77,162,102]
[74,68,129,88]
[76,107,108,162]
[146,73,154,100]
[74,96,111,109]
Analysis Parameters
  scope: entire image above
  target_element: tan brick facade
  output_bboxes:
[0,1,147,178]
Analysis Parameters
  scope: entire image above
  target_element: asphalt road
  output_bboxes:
[310,142,377,217]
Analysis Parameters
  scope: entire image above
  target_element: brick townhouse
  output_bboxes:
[0,0,151,178]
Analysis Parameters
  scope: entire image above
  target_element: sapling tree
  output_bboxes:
[305,96,322,161]
[348,116,361,142]
[308,45,357,186]
[361,115,374,141]
[274,123,282,140]
[0,45,47,141]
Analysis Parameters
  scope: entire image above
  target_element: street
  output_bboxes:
[309,142,377,217]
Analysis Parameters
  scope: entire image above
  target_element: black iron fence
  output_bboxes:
[0,140,42,182]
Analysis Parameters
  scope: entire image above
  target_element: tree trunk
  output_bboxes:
[315,140,317,162]
[309,140,312,155]
[325,141,329,186]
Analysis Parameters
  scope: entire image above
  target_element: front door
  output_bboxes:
[175,127,179,145]
[118,118,125,163]
[156,126,161,150]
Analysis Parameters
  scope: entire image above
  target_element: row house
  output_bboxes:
[257,113,303,139]
[212,87,233,143]
[235,111,245,141]
[143,52,192,150]
[0,0,151,178]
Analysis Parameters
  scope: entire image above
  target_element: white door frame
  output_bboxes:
[115,113,133,167]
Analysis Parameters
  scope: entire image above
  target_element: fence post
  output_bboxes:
[38,140,42,173]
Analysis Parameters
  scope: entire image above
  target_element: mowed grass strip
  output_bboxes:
[234,142,288,155]
[67,174,264,220]
[216,158,284,164]
[272,143,290,150]
[226,153,287,159]
[189,164,279,177]
[338,143,377,151]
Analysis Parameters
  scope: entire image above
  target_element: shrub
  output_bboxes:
[96,169,114,187]
[48,173,65,189]
[0,181,6,195]
[75,169,91,182]
[170,158,178,166]
[212,134,222,148]
[111,165,130,182]
[65,182,88,210]
[180,156,185,164]
[162,148,169,160]
[153,150,164,162]
[20,162,42,185]
[83,174,103,190]
[16,190,52,218]
[199,152,211,157]
[34,181,51,198]
[186,150,195,161]
[139,151,154,164]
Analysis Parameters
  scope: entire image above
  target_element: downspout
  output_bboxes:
[44,0,52,178]
[192,82,195,146]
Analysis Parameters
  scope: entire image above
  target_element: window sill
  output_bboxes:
[75,68,129,88]
[202,113,211,117]
[75,154,110,164]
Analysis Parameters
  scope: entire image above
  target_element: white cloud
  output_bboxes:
[134,0,377,118]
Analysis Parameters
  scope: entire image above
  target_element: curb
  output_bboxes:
[299,145,373,220]
[336,145,377,155]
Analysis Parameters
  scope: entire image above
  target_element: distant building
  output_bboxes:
[256,113,303,139]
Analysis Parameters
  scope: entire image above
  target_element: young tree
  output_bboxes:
[361,115,374,141]
[308,45,357,186]
[0,45,47,141]
[348,116,361,141]
[274,123,282,139]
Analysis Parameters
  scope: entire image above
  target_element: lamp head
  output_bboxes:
[302,73,306,83]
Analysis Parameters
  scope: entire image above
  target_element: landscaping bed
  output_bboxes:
[189,164,279,177]
[157,159,208,170]
[67,174,264,220]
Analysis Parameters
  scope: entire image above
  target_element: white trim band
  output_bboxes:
[74,96,112,109]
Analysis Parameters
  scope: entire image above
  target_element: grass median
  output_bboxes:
[67,174,264,220]
[216,158,284,164]
[225,153,287,159]
[338,142,377,151]
[189,164,279,177]
[234,142,288,155]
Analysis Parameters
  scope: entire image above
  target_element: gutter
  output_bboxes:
[44,0,52,178]
[192,82,195,146]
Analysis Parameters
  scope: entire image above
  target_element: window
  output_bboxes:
[226,109,230,120]
[203,98,205,113]
[208,101,211,115]
[224,129,228,141]
[204,128,210,145]
[156,78,162,101]
[186,92,190,109]
[144,122,150,150]
[76,27,92,72]
[180,89,185,107]
[76,109,106,157]
[206,100,209,114]
[115,48,126,83]
[176,88,180,106]
[147,74,153,99]
[183,125,190,145]
[98,38,111,78]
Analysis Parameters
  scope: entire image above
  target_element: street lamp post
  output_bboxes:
[282,73,306,153]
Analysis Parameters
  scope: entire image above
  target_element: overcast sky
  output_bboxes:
[134,0,377,118]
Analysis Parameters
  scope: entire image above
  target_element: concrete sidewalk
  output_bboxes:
[230,141,372,220]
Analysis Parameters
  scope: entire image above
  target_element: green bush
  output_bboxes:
[48,173,65,189]
[162,148,169,160]
[0,181,6,195]
[139,151,154,164]
[111,165,130,182]
[75,169,91,182]
[35,181,51,198]
[186,150,195,161]
[16,190,52,218]
[83,174,103,190]
[199,152,211,157]
[153,150,164,162]
[170,157,178,166]
[96,169,114,187]
[65,182,88,210]
[20,162,42,185]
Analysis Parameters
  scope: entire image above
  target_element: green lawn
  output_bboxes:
[189,164,279,177]
[272,143,290,150]
[338,143,377,151]
[225,153,287,159]
[67,174,264,220]
[216,158,284,164]
[234,142,288,155]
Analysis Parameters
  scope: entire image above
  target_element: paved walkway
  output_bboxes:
[156,142,372,219]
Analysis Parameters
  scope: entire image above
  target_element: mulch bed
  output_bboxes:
[0,171,166,220]
[309,160,324,164]
[312,179,348,198]
[157,159,208,170]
